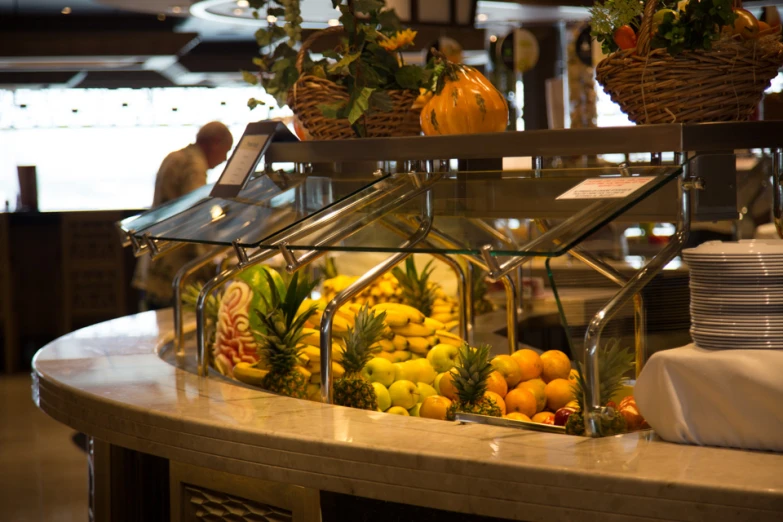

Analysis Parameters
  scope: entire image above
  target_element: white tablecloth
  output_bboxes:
[635,344,783,452]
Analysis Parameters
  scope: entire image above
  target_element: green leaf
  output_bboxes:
[347,87,375,125]
[241,70,259,85]
[267,7,285,16]
[327,51,361,74]
[322,49,341,60]
[248,98,264,109]
[378,9,402,31]
[319,102,344,119]
[395,65,425,90]
[370,90,393,112]
[353,0,384,14]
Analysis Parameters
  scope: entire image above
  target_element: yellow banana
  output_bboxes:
[432,305,456,314]
[435,330,465,347]
[300,329,321,346]
[336,309,356,327]
[372,303,425,324]
[444,320,459,332]
[232,362,268,386]
[436,330,464,341]
[382,311,410,327]
[427,335,440,346]
[371,339,396,352]
[392,334,409,351]
[295,365,312,382]
[431,313,456,324]
[407,336,431,355]
[423,317,445,331]
[310,373,321,384]
[306,383,321,402]
[392,350,412,362]
[381,325,395,340]
[376,351,396,362]
[390,322,435,337]
[433,298,451,306]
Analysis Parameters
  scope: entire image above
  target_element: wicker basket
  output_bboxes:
[287,26,421,140]
[595,0,783,124]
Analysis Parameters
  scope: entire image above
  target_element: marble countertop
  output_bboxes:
[33,311,783,521]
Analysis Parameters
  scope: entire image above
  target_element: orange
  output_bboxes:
[540,350,572,383]
[511,349,543,381]
[420,395,452,420]
[484,391,506,415]
[486,371,509,398]
[491,355,523,388]
[532,411,555,424]
[438,370,459,401]
[516,378,546,413]
[545,378,576,412]
[504,388,537,418]
[504,412,531,422]
[568,368,580,383]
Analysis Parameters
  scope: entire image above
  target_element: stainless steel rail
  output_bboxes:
[319,188,434,404]
[171,246,230,356]
[582,168,691,437]
[773,149,783,238]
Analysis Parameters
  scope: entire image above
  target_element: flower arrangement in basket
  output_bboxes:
[591,0,783,124]
[244,0,430,139]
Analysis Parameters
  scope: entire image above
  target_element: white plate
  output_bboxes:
[691,327,783,338]
[684,240,783,256]
[690,295,783,303]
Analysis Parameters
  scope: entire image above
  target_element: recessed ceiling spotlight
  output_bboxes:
[237,0,249,6]
[61,6,72,14]
[267,14,277,23]
[476,13,488,22]
[327,18,340,27]
[234,8,244,15]
[157,13,166,21]
[171,6,183,14]
[489,34,497,43]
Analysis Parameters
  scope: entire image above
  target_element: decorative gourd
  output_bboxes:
[420,61,508,136]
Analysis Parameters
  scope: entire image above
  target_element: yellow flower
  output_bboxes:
[379,29,417,52]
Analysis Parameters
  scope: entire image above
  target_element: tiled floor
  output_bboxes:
[0,373,88,522]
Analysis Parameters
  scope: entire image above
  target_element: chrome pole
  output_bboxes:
[432,254,469,341]
[501,275,519,354]
[465,262,476,345]
[320,187,434,404]
[773,149,783,238]
[582,169,690,437]
[172,246,230,356]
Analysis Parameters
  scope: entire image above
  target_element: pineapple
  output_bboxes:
[566,339,634,436]
[446,344,503,420]
[333,305,388,410]
[253,271,318,399]
[392,258,437,317]
[472,271,495,316]
[323,255,339,280]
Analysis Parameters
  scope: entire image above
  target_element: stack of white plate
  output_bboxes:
[684,240,783,349]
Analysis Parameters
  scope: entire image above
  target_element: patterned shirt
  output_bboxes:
[132,144,213,304]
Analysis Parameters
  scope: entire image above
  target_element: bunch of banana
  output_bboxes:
[321,273,402,308]
[366,303,444,360]
[296,330,347,402]
[430,288,460,331]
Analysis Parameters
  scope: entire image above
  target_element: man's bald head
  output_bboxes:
[196,121,233,169]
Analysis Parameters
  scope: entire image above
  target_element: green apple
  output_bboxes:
[408,403,422,416]
[392,362,406,382]
[416,382,438,403]
[411,359,437,385]
[434,372,445,393]
[361,357,395,387]
[388,379,420,409]
[372,382,391,411]
[386,406,410,416]
[395,361,418,383]
[427,343,460,373]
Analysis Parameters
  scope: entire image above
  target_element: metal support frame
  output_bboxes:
[582,165,692,437]
[171,246,230,356]
[319,189,434,404]
[773,149,783,238]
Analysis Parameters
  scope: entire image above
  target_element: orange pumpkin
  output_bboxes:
[420,64,508,136]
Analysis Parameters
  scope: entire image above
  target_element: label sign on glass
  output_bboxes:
[210,134,269,197]
[556,176,655,200]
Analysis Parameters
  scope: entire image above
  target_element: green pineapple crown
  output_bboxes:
[323,256,339,280]
[182,281,220,322]
[253,271,318,373]
[453,344,494,405]
[392,257,437,316]
[341,305,387,376]
[573,338,634,412]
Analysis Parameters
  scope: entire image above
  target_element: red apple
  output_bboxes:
[553,407,577,427]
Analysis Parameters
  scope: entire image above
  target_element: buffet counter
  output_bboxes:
[33,311,783,521]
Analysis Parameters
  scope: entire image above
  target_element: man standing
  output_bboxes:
[133,121,234,309]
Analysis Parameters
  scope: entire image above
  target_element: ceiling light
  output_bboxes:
[61,6,72,14]
[476,13,488,22]
[157,13,166,21]
[327,18,340,27]
[267,15,277,23]
[489,35,497,43]
[236,0,249,6]
[172,6,183,14]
